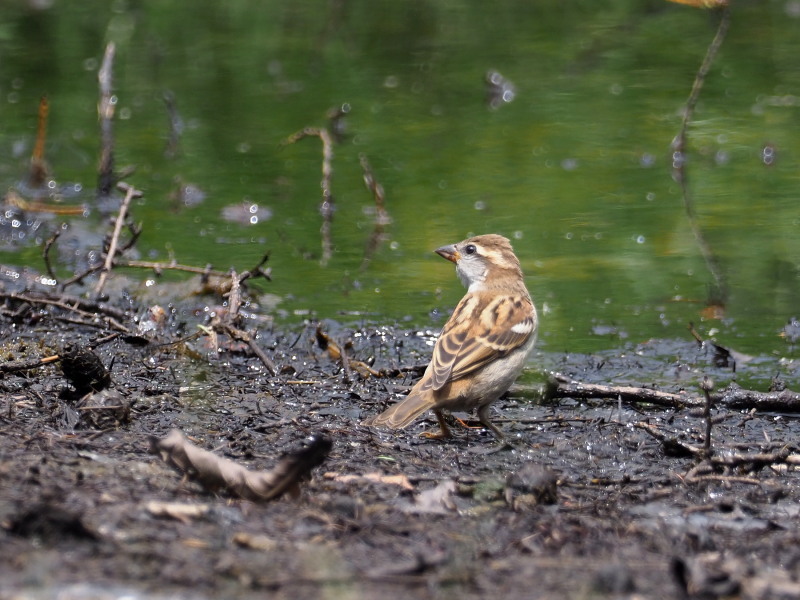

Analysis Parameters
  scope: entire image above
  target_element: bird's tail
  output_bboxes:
[364,392,435,429]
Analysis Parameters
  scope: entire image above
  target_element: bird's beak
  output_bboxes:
[435,244,459,263]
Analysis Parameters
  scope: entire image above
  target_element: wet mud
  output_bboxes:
[1,283,800,600]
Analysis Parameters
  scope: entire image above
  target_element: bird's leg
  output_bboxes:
[420,409,452,439]
[477,404,505,442]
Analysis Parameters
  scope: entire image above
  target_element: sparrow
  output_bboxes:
[366,234,537,440]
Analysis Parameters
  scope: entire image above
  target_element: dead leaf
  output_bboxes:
[148,429,331,502]
[316,326,381,377]
[400,480,457,514]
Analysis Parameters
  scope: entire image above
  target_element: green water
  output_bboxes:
[1,1,799,356]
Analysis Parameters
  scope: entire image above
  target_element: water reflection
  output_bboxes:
[0,1,797,357]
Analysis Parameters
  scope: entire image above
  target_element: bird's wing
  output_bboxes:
[423,293,536,392]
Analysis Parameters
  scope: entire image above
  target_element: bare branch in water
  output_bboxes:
[671,6,731,308]
[94,183,142,297]
[359,153,391,272]
[42,228,61,282]
[28,95,50,189]
[97,42,117,199]
[283,126,335,265]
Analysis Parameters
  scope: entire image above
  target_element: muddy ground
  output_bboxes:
[2,279,800,600]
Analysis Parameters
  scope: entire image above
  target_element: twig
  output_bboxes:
[117,252,271,284]
[237,252,273,284]
[283,127,335,265]
[217,322,277,376]
[207,270,277,375]
[97,42,117,199]
[671,6,731,306]
[545,372,700,409]
[634,421,704,457]
[0,355,60,374]
[226,269,242,323]
[0,292,127,320]
[94,183,141,297]
[28,95,50,189]
[42,229,61,282]
[55,315,132,334]
[701,376,714,456]
[715,385,800,412]
[118,260,229,278]
[359,153,390,271]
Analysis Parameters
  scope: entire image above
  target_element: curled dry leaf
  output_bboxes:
[148,429,332,502]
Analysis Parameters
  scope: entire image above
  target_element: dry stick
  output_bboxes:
[218,322,277,376]
[0,291,127,320]
[97,42,116,199]
[359,153,390,271]
[94,183,141,296]
[42,229,61,281]
[29,95,50,188]
[700,376,714,456]
[0,292,132,333]
[283,127,334,265]
[59,226,141,290]
[671,6,731,306]
[0,355,60,374]
[715,386,800,412]
[63,252,270,295]
[226,269,242,322]
[210,271,277,376]
[121,260,229,279]
[546,372,701,409]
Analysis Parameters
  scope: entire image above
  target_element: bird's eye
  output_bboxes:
[464,244,477,255]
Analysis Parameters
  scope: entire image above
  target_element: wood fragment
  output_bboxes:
[97,42,117,198]
[42,229,61,282]
[283,127,335,265]
[94,183,141,296]
[28,95,50,189]
[359,153,391,271]
[546,372,700,408]
[714,385,800,412]
[671,6,731,307]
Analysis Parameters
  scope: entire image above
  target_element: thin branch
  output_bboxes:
[28,95,50,189]
[97,42,117,199]
[42,229,61,282]
[359,153,391,272]
[226,269,242,323]
[701,376,714,456]
[59,225,140,290]
[283,127,335,265]
[671,6,731,306]
[545,372,700,409]
[94,183,141,297]
[715,385,800,412]
[0,355,59,374]
[217,321,277,376]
